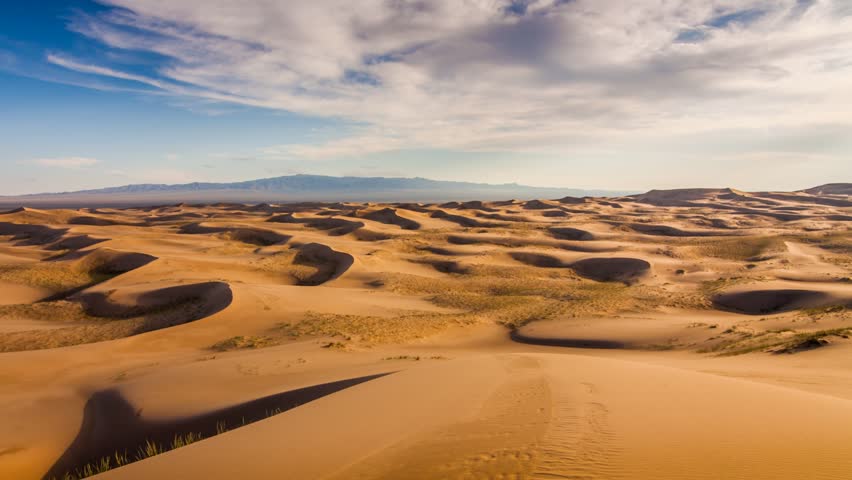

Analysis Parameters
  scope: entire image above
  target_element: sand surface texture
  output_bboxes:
[0,187,850,479]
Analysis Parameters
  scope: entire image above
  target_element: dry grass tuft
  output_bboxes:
[211,335,278,351]
[280,310,481,344]
[0,262,106,292]
[692,236,786,261]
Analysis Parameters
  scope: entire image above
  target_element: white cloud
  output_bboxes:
[50,0,852,161]
[46,54,167,90]
[32,157,100,168]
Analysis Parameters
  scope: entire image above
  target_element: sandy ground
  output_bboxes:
[0,187,850,479]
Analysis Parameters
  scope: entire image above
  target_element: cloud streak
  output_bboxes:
[45,0,852,160]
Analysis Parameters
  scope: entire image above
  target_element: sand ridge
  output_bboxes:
[0,187,849,479]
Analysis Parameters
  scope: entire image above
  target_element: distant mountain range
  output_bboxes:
[0,175,634,207]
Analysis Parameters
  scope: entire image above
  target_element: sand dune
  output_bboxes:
[290,243,355,285]
[46,235,106,252]
[713,288,848,315]
[178,223,290,246]
[72,249,157,276]
[267,213,365,236]
[509,251,569,268]
[556,195,587,204]
[521,199,560,210]
[547,226,595,241]
[618,222,735,237]
[0,222,68,246]
[43,374,388,479]
[429,209,504,228]
[68,216,124,226]
[77,281,232,318]
[0,186,850,479]
[84,354,852,480]
[0,281,232,352]
[357,207,421,230]
[569,257,651,284]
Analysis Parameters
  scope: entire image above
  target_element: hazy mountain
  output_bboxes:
[0,175,633,207]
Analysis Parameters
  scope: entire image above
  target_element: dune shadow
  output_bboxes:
[0,222,68,246]
[292,243,355,285]
[43,372,391,479]
[570,257,651,284]
[358,207,421,230]
[178,223,291,246]
[712,289,844,315]
[267,213,365,236]
[430,209,504,228]
[548,226,595,241]
[77,281,232,320]
[39,249,159,302]
[510,329,626,349]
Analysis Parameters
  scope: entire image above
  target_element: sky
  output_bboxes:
[1,0,850,195]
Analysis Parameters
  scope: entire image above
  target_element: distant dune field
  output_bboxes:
[0,185,851,479]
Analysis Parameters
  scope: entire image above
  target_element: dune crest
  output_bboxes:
[0,185,849,479]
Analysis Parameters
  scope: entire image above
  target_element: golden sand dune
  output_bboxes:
[547,226,596,241]
[0,188,849,479]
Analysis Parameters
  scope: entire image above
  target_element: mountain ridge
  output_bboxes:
[0,174,631,207]
[1,175,847,208]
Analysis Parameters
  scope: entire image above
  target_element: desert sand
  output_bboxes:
[0,186,850,479]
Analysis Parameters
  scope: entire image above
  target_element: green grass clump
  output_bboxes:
[170,432,203,449]
[135,440,163,461]
[54,451,129,480]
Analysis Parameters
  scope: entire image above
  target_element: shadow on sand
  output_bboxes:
[510,329,626,349]
[43,372,391,479]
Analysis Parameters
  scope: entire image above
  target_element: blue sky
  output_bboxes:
[1,0,850,195]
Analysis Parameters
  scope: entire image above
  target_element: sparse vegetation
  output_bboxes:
[211,335,277,351]
[794,230,852,255]
[693,236,785,261]
[0,262,107,293]
[170,432,203,449]
[53,414,284,479]
[699,327,852,356]
[280,311,479,344]
[5,192,852,480]
[0,295,215,353]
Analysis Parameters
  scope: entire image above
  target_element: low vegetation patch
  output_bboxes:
[210,335,278,351]
[0,298,212,352]
[693,236,785,261]
[794,230,852,255]
[699,327,851,356]
[280,310,480,344]
[371,264,695,329]
[0,262,108,293]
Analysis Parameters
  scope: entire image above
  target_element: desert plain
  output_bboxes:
[0,185,851,479]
